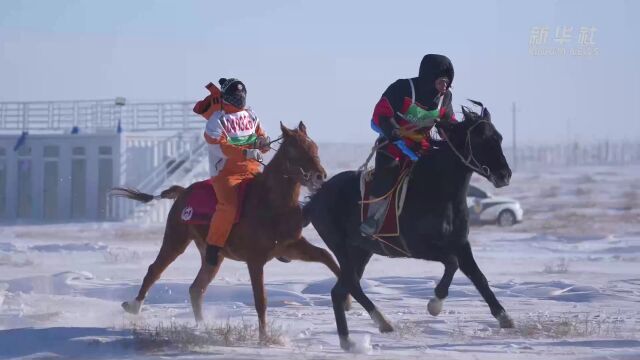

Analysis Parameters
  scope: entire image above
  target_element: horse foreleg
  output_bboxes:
[281,237,341,276]
[280,237,352,310]
[122,226,189,315]
[428,256,459,316]
[456,241,514,328]
[343,246,393,334]
[331,278,353,351]
[247,260,267,341]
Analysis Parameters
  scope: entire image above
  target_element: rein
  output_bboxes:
[255,135,313,183]
[254,135,284,167]
[267,135,283,151]
[438,120,491,177]
[360,117,493,183]
[358,140,389,171]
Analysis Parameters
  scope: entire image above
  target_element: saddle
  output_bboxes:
[359,168,410,237]
[179,179,250,224]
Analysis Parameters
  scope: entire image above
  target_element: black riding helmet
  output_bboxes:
[219,77,247,109]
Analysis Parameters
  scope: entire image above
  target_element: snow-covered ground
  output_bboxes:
[1,161,640,359]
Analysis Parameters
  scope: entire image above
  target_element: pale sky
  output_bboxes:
[1,0,638,145]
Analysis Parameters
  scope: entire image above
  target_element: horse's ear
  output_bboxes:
[482,107,491,122]
[467,99,489,122]
[467,99,484,109]
[280,121,293,137]
[461,106,474,122]
[297,121,307,135]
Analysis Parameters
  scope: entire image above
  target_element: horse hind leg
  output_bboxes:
[428,256,459,316]
[189,240,224,323]
[122,222,190,315]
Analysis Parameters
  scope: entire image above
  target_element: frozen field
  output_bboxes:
[1,163,639,359]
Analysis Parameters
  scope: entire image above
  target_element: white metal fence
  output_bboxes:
[0,99,202,132]
[503,141,640,169]
[0,99,210,223]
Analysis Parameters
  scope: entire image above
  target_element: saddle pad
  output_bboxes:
[360,170,409,237]
[180,179,249,225]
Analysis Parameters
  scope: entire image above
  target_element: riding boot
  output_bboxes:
[360,197,389,236]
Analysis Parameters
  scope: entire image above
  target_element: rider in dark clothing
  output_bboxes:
[361,54,457,236]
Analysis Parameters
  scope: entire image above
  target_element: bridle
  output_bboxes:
[254,134,320,184]
[438,118,492,178]
[281,151,322,186]
[283,164,314,182]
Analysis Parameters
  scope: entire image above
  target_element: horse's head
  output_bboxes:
[277,121,327,191]
[436,100,512,188]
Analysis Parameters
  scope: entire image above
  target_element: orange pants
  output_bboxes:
[206,173,253,247]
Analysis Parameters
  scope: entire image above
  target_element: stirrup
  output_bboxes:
[360,217,379,236]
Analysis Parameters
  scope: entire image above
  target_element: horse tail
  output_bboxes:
[110,185,186,203]
[159,185,186,200]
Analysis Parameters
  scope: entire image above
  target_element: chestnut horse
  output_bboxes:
[112,122,345,339]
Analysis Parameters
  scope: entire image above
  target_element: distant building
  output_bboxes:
[0,99,206,224]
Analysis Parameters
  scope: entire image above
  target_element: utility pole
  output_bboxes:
[512,102,517,170]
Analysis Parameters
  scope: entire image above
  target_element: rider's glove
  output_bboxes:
[253,136,271,151]
[243,148,263,162]
[389,128,402,142]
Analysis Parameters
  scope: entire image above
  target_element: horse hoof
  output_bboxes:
[370,308,394,333]
[496,311,515,328]
[122,299,142,315]
[343,296,353,311]
[427,297,443,316]
[339,336,355,351]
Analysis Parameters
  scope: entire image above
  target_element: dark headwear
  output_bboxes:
[219,78,247,109]
[419,54,454,85]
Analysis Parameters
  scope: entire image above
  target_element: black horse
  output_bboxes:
[303,102,514,350]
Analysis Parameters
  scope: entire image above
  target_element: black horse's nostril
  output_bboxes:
[315,172,324,182]
[499,168,512,186]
